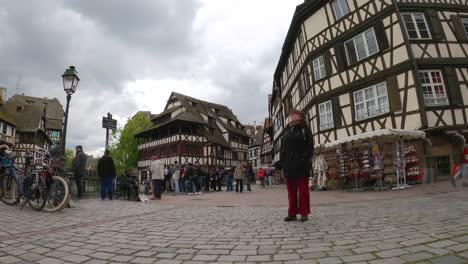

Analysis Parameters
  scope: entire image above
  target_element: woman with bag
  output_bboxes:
[281,109,314,222]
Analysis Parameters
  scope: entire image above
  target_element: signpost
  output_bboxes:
[102,113,117,149]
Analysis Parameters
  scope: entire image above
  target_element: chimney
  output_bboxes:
[0,87,6,105]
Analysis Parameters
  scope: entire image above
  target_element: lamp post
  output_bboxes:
[61,66,80,155]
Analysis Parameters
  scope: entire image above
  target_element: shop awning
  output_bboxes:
[321,129,426,150]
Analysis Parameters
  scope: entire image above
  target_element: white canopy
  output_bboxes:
[322,128,426,150]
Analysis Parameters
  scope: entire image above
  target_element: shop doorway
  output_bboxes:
[426,156,451,181]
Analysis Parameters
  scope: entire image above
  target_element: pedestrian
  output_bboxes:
[258,167,266,188]
[234,162,245,193]
[180,167,187,194]
[244,161,254,192]
[72,145,87,199]
[172,161,181,193]
[97,149,116,200]
[150,156,165,200]
[209,168,217,192]
[204,167,211,192]
[193,162,202,194]
[226,168,234,192]
[281,109,313,222]
[452,144,468,188]
[185,163,196,195]
[216,167,223,192]
[266,167,274,187]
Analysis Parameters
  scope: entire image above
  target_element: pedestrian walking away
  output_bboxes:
[281,109,313,222]
[258,167,266,188]
[97,149,116,200]
[72,145,87,199]
[171,161,181,193]
[452,144,468,188]
[266,167,274,187]
[150,156,165,200]
[245,161,254,192]
[226,168,234,192]
[234,162,245,193]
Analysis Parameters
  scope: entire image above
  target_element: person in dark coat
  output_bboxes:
[97,149,116,200]
[72,145,87,199]
[281,109,313,222]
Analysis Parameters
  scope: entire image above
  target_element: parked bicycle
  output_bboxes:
[0,153,48,211]
[0,149,70,212]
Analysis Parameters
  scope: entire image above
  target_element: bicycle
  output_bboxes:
[0,154,48,211]
[35,148,71,212]
[0,149,71,212]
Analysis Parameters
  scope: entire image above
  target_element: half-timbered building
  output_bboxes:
[3,97,51,168]
[271,0,468,180]
[136,92,250,174]
[260,118,273,167]
[246,124,263,168]
[0,88,16,146]
[8,95,64,148]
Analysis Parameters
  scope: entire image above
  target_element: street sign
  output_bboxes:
[102,113,117,130]
[102,118,117,129]
[102,113,117,149]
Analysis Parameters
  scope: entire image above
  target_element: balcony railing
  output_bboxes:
[0,134,14,145]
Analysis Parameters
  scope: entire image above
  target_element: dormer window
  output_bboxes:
[16,106,23,112]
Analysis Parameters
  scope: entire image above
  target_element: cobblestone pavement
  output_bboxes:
[0,187,467,264]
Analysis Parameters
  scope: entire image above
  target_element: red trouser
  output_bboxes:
[285,177,311,217]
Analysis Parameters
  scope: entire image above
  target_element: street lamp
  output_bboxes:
[61,66,80,154]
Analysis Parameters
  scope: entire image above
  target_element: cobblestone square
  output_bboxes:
[0,184,467,264]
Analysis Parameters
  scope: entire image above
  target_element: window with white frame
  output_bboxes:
[462,18,468,38]
[402,13,431,40]
[353,82,390,121]
[313,56,326,80]
[319,101,334,130]
[345,28,379,64]
[332,0,350,20]
[419,70,449,106]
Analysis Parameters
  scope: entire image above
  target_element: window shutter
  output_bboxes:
[445,67,463,106]
[331,97,342,128]
[303,69,311,91]
[374,21,390,51]
[297,76,304,98]
[426,9,444,41]
[451,15,468,42]
[324,50,333,77]
[386,76,402,112]
[344,41,358,65]
[333,42,346,71]
[308,60,316,83]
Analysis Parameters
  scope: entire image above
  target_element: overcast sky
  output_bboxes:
[0,0,303,156]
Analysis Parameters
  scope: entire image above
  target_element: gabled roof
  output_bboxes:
[3,100,46,133]
[9,95,64,130]
[168,92,249,137]
[249,127,264,147]
[0,104,16,126]
[274,0,324,79]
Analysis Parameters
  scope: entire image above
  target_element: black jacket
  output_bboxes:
[97,155,116,179]
[72,151,87,177]
[281,123,314,178]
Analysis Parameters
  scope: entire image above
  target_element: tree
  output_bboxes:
[64,149,74,170]
[110,112,152,172]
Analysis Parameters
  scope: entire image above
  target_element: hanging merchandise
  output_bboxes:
[405,146,419,184]
[349,145,362,191]
[337,143,350,189]
[314,154,328,190]
[393,139,410,190]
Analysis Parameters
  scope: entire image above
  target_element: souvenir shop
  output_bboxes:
[314,129,426,191]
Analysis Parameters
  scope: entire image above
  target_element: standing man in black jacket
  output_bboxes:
[97,149,116,200]
[281,110,314,222]
[72,145,87,199]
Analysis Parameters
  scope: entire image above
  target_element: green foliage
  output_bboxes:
[64,149,74,170]
[109,112,152,172]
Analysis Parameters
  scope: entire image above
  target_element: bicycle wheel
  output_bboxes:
[0,173,20,206]
[27,176,47,211]
[43,176,70,212]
